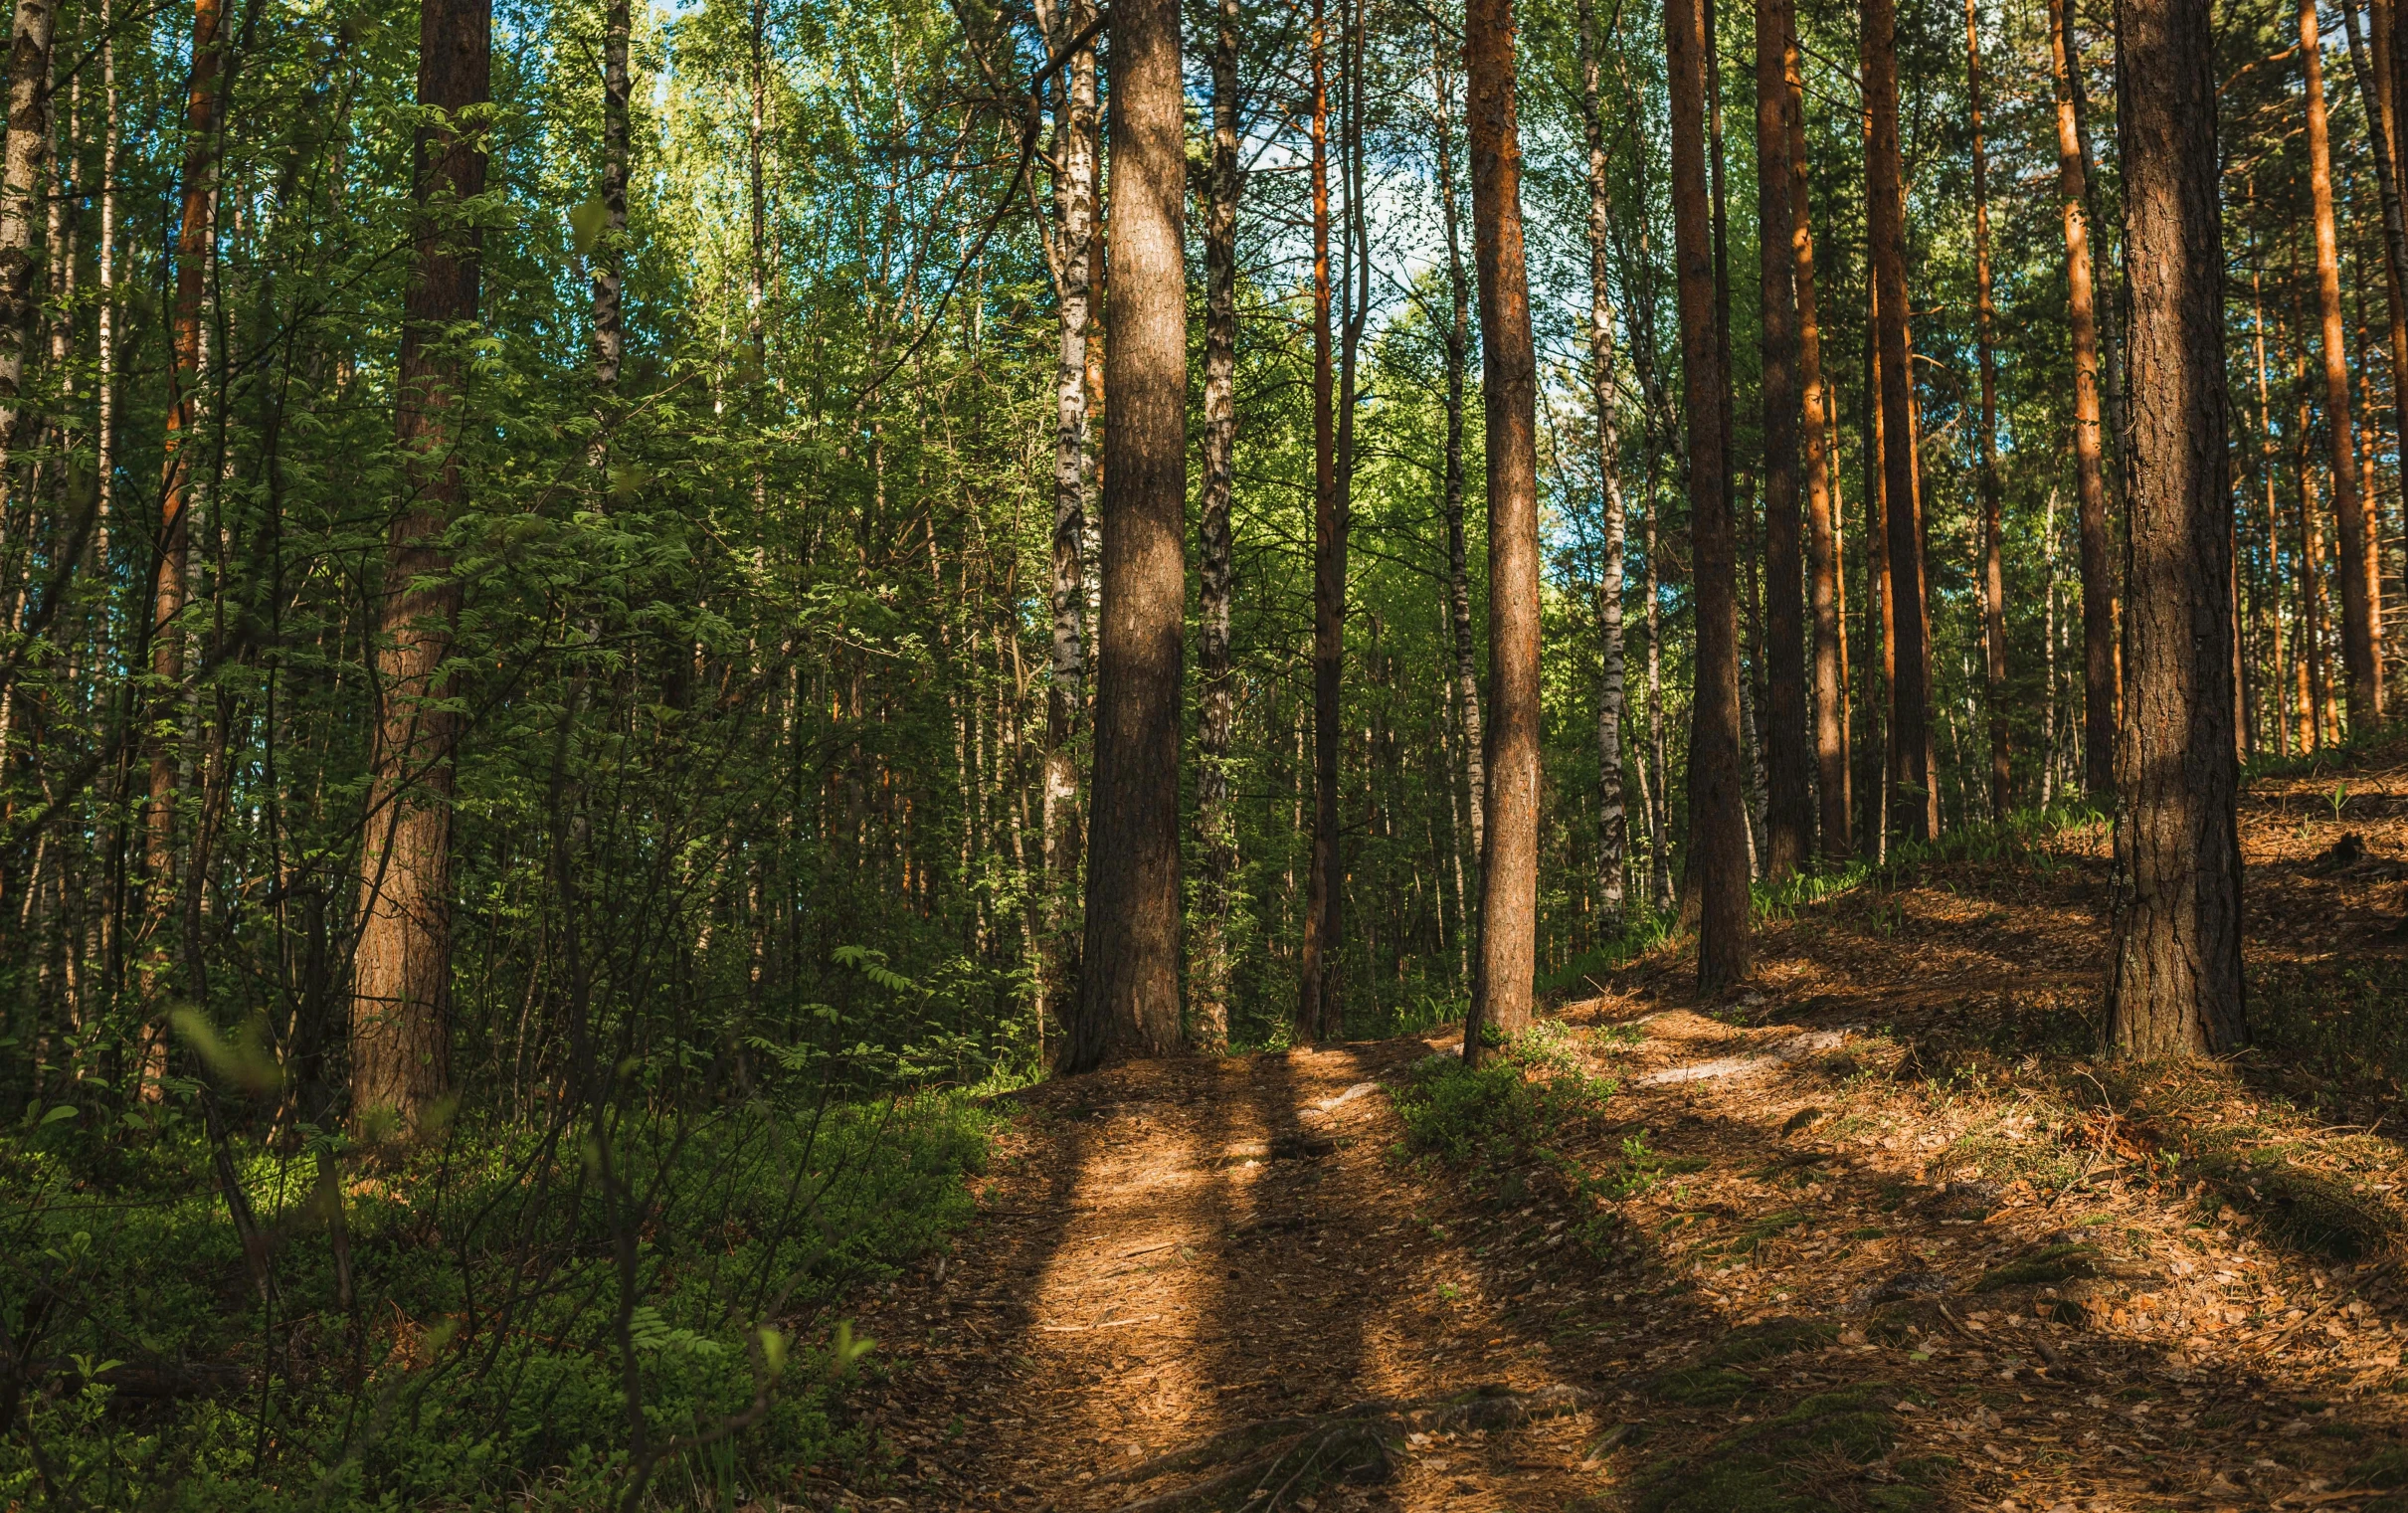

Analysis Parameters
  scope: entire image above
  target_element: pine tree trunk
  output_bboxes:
[1864,281,1892,860]
[1755,0,1806,876]
[2106,0,2245,1055]
[1968,0,2007,820]
[1068,0,1185,1069]
[352,0,488,1134]
[1865,0,1932,847]
[1784,19,1847,860]
[1193,0,1239,1051]
[2294,329,2332,750]
[1665,0,1750,992]
[2302,0,2383,727]
[1433,30,1484,880]
[1577,0,1627,923]
[1463,0,1545,1052]
[2049,0,2119,799]
[94,0,115,580]
[2343,3,2408,666]
[1299,0,1339,1036]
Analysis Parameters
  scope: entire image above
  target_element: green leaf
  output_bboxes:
[40,1103,77,1125]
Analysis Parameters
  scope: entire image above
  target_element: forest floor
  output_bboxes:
[819,746,2408,1513]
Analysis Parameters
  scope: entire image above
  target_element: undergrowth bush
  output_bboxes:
[0,1089,993,1510]
[1389,1024,1616,1197]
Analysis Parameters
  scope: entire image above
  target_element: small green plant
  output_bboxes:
[2330,779,2351,822]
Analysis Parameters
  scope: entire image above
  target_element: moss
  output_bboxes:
[2353,1446,2408,1489]
[1705,1317,1840,1367]
[2196,1152,2402,1260]
[1973,1241,2100,1291]
[1631,1385,1905,1513]
[1650,1366,1762,1407]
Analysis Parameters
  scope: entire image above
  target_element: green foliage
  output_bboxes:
[0,1092,993,1508]
[1390,1025,1617,1172]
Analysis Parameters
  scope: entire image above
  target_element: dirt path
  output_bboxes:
[817,997,2407,1513]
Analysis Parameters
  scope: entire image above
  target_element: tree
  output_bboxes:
[0,0,58,465]
[1067,0,1185,1070]
[2049,0,2118,799]
[1967,0,2007,821]
[1300,0,1344,1038]
[1462,0,1546,1054]
[1785,19,1849,859]
[1865,0,1932,847]
[1194,0,1240,1051]
[1578,0,1629,920]
[2106,0,2245,1055]
[1434,24,1484,888]
[352,0,490,1133]
[1666,0,1750,992]
[2300,0,2382,728]
[1035,0,1097,1043]
[1755,0,1807,876]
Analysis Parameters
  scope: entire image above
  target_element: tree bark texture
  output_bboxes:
[2107,0,2246,1055]
[1464,0,1545,1050]
[1299,0,1341,1038]
[2341,2,2408,672]
[1865,0,1933,845]
[1755,0,1807,877]
[1579,0,1628,922]
[1041,0,1096,1041]
[352,0,489,1133]
[1194,0,1239,1051]
[1069,0,1185,1069]
[1786,23,1848,858]
[1434,34,1484,882]
[2049,0,2119,800]
[2302,0,2382,727]
[1968,0,2008,820]
[0,0,56,457]
[1666,0,1751,992]
[592,0,629,392]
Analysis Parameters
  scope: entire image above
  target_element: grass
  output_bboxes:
[0,1091,995,1510]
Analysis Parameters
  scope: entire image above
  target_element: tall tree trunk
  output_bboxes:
[0,0,57,466]
[2295,331,2332,750]
[146,0,224,960]
[1785,20,1848,860]
[1665,0,1750,991]
[1039,0,1096,1044]
[1434,23,1484,892]
[2343,1,2408,658]
[1463,0,1545,1053]
[2106,0,2245,1054]
[1578,0,1628,922]
[352,0,488,1133]
[1068,0,1185,1069]
[2050,0,2119,799]
[2251,248,2293,757]
[1864,277,1893,859]
[1755,0,1806,876]
[1968,0,2007,820]
[1865,0,1931,845]
[1194,0,1239,1051]
[94,0,115,577]
[2303,0,2383,727]
[1299,0,1339,1036]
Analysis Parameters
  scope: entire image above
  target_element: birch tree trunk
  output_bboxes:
[1577,0,1627,923]
[1433,29,1483,883]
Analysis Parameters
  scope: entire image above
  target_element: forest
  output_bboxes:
[0,0,2399,1492]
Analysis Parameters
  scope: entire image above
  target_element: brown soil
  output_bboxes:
[819,750,2408,1513]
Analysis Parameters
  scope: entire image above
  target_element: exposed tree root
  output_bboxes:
[1101,1384,1588,1513]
